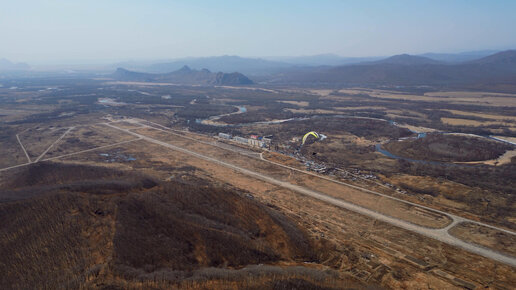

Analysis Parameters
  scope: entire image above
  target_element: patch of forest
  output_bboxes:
[383,134,513,162]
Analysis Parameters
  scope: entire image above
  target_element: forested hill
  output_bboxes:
[112,65,254,85]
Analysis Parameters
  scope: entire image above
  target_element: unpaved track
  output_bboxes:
[41,138,141,162]
[15,134,31,163]
[34,127,74,162]
[0,134,140,173]
[105,122,516,267]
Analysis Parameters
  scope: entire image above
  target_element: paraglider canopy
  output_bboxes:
[302,131,319,145]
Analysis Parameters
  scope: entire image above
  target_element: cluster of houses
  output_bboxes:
[218,133,272,148]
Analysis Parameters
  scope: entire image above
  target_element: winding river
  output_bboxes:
[196,105,310,127]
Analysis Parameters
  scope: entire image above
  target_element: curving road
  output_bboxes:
[105,121,516,267]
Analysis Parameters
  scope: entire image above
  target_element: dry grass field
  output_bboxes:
[17,126,69,160]
[443,109,516,122]
[441,117,516,128]
[0,128,28,168]
[337,88,516,107]
[449,222,516,257]
[277,100,309,107]
[42,124,138,159]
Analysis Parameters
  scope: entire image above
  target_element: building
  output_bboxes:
[248,138,264,147]
[218,133,232,139]
[234,136,248,144]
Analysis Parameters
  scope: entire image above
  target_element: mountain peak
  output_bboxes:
[178,65,192,72]
[376,54,441,65]
[112,67,253,85]
[0,58,30,71]
[471,49,516,65]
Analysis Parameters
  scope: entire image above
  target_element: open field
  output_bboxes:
[441,117,516,128]
[277,100,309,107]
[337,88,516,107]
[17,126,70,160]
[425,91,516,98]
[286,108,341,114]
[0,128,27,168]
[1,80,515,289]
[443,109,516,122]
[43,124,137,159]
[449,222,516,257]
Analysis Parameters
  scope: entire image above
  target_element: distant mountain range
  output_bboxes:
[266,50,501,66]
[116,55,292,76]
[112,50,505,77]
[3,49,514,90]
[112,65,254,85]
[0,59,30,71]
[419,50,499,63]
[264,54,383,66]
[370,54,441,65]
[263,50,516,88]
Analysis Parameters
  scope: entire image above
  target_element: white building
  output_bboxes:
[234,136,248,144]
[248,138,264,147]
[218,133,232,139]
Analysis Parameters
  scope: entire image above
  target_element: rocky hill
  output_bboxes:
[144,55,291,76]
[112,66,254,85]
[0,58,30,71]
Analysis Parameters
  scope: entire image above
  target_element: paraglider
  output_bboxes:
[302,131,319,145]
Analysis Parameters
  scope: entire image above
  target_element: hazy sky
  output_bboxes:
[1,0,515,64]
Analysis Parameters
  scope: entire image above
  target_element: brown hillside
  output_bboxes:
[0,162,360,289]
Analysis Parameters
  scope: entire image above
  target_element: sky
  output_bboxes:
[1,0,515,64]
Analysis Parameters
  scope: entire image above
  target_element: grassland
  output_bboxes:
[449,222,516,257]
[441,117,516,128]
[337,88,516,107]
